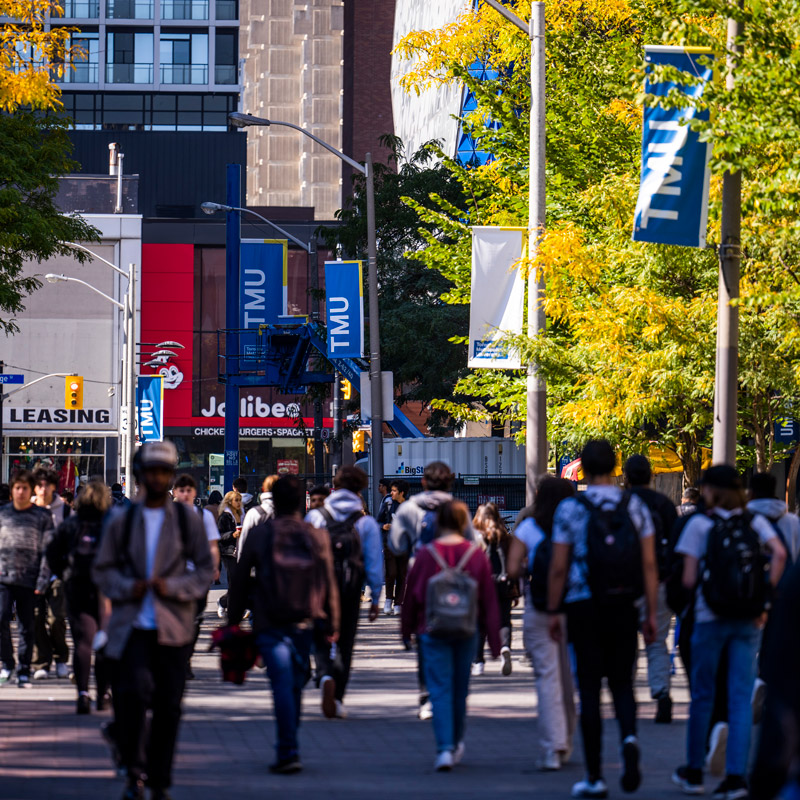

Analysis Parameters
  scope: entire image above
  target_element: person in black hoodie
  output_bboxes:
[624,455,678,724]
[46,480,112,714]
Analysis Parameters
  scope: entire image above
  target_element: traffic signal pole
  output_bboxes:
[224,164,241,493]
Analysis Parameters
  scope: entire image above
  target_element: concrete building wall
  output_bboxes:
[240,0,344,219]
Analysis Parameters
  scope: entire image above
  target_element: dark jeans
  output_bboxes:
[256,627,313,761]
[69,610,110,696]
[315,587,360,702]
[32,578,69,670]
[113,629,190,790]
[384,550,409,604]
[218,555,237,610]
[0,583,35,674]
[568,600,639,782]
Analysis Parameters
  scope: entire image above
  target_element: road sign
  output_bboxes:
[0,374,23,384]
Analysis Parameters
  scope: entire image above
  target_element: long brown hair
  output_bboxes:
[473,502,508,546]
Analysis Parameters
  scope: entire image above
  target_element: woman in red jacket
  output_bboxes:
[401,500,501,772]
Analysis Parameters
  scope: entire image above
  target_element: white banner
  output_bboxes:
[468,227,526,369]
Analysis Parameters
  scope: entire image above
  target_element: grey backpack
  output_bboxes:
[425,542,480,639]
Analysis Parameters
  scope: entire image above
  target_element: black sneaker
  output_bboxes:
[620,737,641,793]
[712,775,748,800]
[77,694,91,715]
[149,790,173,800]
[121,780,144,800]
[269,755,303,774]
[673,765,704,795]
[655,692,672,724]
[96,692,112,712]
[101,721,125,775]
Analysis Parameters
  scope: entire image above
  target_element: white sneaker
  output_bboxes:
[383,599,393,615]
[55,663,70,679]
[392,604,402,616]
[540,751,561,771]
[471,662,484,677]
[418,700,433,721]
[571,778,609,798]
[752,677,767,725]
[216,600,226,619]
[705,722,728,777]
[334,699,348,719]
[501,646,512,676]
[33,668,49,680]
[453,741,465,765]
[435,751,454,771]
[0,668,11,683]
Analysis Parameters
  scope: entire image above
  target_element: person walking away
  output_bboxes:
[46,481,113,713]
[308,485,330,512]
[472,502,517,677]
[233,477,256,514]
[172,474,221,679]
[0,470,54,687]
[679,488,702,518]
[388,461,474,720]
[672,465,786,799]
[402,500,500,771]
[623,455,678,724]
[237,474,278,558]
[507,476,577,771]
[205,490,222,521]
[111,483,132,510]
[93,441,214,800]
[216,490,242,617]
[229,475,340,773]
[382,479,410,616]
[547,439,659,798]
[31,467,71,680]
[306,466,382,718]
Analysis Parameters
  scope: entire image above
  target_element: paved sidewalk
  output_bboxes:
[1,591,691,800]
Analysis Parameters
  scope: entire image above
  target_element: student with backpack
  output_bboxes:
[237,474,278,558]
[747,472,800,566]
[228,475,340,774]
[507,476,577,771]
[46,481,113,714]
[401,500,501,772]
[306,466,383,719]
[673,465,787,799]
[623,454,679,724]
[547,439,659,799]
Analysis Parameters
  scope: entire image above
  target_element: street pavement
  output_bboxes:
[1,590,692,800]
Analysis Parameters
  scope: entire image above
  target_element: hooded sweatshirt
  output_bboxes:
[747,498,800,564]
[306,489,383,601]
[388,490,477,557]
[237,491,275,560]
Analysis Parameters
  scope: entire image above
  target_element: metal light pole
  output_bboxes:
[228,112,384,513]
[484,0,547,504]
[224,165,241,493]
[712,14,742,465]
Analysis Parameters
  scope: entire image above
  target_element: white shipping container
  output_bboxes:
[382,438,525,478]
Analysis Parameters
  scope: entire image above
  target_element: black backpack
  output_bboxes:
[579,492,643,605]
[701,512,770,619]
[65,517,101,585]
[529,534,554,612]
[321,508,365,595]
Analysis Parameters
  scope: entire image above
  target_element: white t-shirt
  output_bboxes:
[200,507,220,542]
[133,506,166,630]
[675,508,777,623]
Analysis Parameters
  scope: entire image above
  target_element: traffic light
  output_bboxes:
[64,376,83,410]
[352,430,365,453]
[306,439,315,456]
[342,379,352,400]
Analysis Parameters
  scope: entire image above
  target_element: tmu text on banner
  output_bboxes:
[633,46,714,249]
[468,227,525,369]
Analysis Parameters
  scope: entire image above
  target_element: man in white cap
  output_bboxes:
[94,441,214,800]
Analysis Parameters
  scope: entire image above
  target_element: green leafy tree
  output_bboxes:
[0,113,99,333]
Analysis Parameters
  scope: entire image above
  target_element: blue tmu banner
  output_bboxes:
[633,46,714,249]
[325,260,364,359]
[240,240,287,363]
[136,375,164,443]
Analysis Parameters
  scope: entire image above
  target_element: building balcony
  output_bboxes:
[214,64,236,84]
[106,0,153,19]
[60,0,100,17]
[161,0,208,19]
[54,62,99,83]
[106,62,154,83]
[215,0,237,20]
[160,63,208,84]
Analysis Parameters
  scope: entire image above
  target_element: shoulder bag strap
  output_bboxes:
[455,541,480,573]
[426,542,449,571]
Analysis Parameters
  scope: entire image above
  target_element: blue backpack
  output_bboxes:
[419,508,439,546]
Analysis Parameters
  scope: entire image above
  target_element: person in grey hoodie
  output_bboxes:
[748,472,800,564]
[237,473,278,559]
[306,466,383,719]
[31,467,70,679]
[0,470,53,687]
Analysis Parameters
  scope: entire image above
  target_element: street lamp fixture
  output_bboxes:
[227,111,385,513]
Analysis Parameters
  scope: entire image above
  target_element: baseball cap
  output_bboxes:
[138,441,178,470]
[700,465,742,490]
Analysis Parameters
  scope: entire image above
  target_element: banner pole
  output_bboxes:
[525,1,548,504]
[712,13,742,465]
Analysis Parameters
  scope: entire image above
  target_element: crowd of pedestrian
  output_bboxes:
[1,439,799,800]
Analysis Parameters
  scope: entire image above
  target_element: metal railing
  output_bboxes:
[214,64,236,84]
[54,62,99,83]
[106,0,154,18]
[160,63,208,84]
[61,0,100,16]
[161,0,208,18]
[106,62,154,83]
[215,0,237,19]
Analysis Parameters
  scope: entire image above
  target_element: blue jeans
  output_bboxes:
[256,628,313,761]
[420,633,477,754]
[687,619,761,775]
